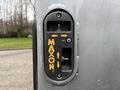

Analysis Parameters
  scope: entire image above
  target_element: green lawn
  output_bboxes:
[0,38,32,49]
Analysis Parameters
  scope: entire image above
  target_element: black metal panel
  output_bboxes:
[43,9,74,81]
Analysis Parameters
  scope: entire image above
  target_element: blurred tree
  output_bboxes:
[0,0,35,38]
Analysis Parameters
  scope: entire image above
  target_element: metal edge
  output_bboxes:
[32,20,38,90]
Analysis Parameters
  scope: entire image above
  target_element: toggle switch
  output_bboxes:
[61,48,71,70]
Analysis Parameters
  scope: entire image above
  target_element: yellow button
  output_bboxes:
[57,52,60,59]
[51,34,58,37]
[61,34,67,38]
[57,61,60,68]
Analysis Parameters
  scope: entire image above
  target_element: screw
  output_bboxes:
[57,74,62,79]
[56,13,62,18]
[67,38,72,43]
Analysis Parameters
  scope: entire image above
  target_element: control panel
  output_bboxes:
[43,9,74,81]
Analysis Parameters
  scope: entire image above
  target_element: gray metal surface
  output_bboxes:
[36,0,120,90]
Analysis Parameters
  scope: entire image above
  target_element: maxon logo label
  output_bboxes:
[48,39,55,71]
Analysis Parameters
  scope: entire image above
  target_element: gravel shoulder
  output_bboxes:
[0,49,33,90]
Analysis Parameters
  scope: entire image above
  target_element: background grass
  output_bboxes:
[0,38,32,49]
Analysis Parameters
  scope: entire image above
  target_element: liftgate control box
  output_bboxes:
[33,8,78,90]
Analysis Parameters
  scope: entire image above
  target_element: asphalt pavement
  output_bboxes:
[0,49,33,90]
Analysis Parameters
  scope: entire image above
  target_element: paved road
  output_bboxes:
[0,49,33,90]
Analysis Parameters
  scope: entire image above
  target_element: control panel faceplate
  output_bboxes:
[43,9,74,81]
